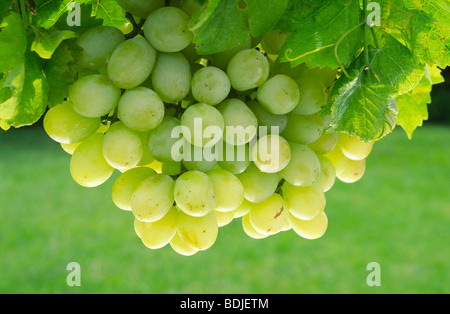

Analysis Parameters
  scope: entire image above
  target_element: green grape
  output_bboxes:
[144,7,193,53]
[70,133,114,187]
[174,170,217,217]
[191,66,231,106]
[136,206,179,249]
[218,99,258,145]
[236,163,279,203]
[300,65,338,89]
[177,210,218,251]
[227,49,270,91]
[337,133,373,160]
[293,77,328,115]
[181,103,224,147]
[161,160,182,176]
[151,52,192,104]
[337,159,366,183]
[242,214,268,240]
[69,74,121,118]
[137,132,155,166]
[182,43,202,65]
[280,142,321,187]
[251,134,291,173]
[256,74,300,115]
[211,37,251,70]
[247,100,288,135]
[207,169,244,213]
[260,30,290,55]
[60,142,82,155]
[282,113,324,144]
[76,26,125,70]
[131,174,175,222]
[271,59,306,80]
[282,182,326,221]
[324,147,349,175]
[289,211,328,240]
[170,232,199,256]
[182,144,217,172]
[117,87,165,132]
[116,0,164,19]
[43,101,100,144]
[217,142,250,175]
[112,167,156,211]
[316,155,336,192]
[249,193,288,236]
[147,117,182,162]
[177,0,203,16]
[308,132,339,155]
[214,210,235,227]
[107,37,157,89]
[103,122,144,170]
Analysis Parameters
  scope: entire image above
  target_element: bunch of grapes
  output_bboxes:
[43,1,374,256]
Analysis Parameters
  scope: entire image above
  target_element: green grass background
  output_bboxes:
[0,124,449,294]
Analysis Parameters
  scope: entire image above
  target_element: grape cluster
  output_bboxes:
[43,1,375,256]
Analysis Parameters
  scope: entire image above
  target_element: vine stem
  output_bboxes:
[334,21,365,79]
[19,0,29,26]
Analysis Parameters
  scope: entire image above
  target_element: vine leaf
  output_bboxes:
[31,27,78,59]
[0,12,27,73]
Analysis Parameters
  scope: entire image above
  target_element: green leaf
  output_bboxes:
[0,0,13,20]
[53,3,104,35]
[91,0,128,28]
[31,27,78,59]
[32,0,75,29]
[0,63,25,121]
[0,12,27,73]
[241,0,289,38]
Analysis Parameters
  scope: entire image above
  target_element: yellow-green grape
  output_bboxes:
[112,167,156,211]
[211,37,251,70]
[148,117,182,162]
[131,174,175,222]
[136,206,179,249]
[249,193,288,236]
[260,30,290,55]
[325,147,349,175]
[236,163,279,203]
[182,144,217,172]
[282,112,324,144]
[177,0,203,17]
[60,142,82,155]
[281,217,292,232]
[289,212,328,240]
[280,142,321,187]
[116,0,164,18]
[70,133,114,187]
[252,134,291,173]
[143,7,193,53]
[293,77,328,115]
[134,217,143,239]
[69,74,121,118]
[282,182,325,221]
[242,214,268,240]
[76,26,125,70]
[103,122,144,170]
[227,49,270,91]
[117,87,165,132]
[174,170,217,217]
[217,142,250,175]
[170,232,199,256]
[256,74,300,115]
[337,159,366,183]
[316,155,336,192]
[214,210,235,227]
[207,169,244,213]
[234,198,252,218]
[191,66,231,106]
[107,37,157,89]
[177,210,219,251]
[308,132,339,155]
[44,101,101,144]
[137,132,155,166]
[337,133,373,160]
[247,100,288,135]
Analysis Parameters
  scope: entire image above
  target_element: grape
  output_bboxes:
[218,99,258,145]
[177,210,218,251]
[236,163,279,203]
[107,37,157,89]
[289,212,328,240]
[76,26,125,70]
[234,198,252,218]
[112,167,157,211]
[117,87,165,132]
[147,117,182,162]
[135,206,179,249]
[137,132,156,166]
[282,113,325,145]
[308,132,339,155]
[182,144,217,172]
[103,122,144,170]
[151,52,192,104]
[131,174,175,222]
[282,182,326,220]
[242,214,268,239]
[337,159,366,183]
[293,77,328,115]
[217,142,251,175]
[60,142,82,155]
[191,66,231,106]
[161,160,182,176]
[227,49,270,91]
[249,193,288,235]
[69,74,121,118]
[174,170,217,217]
[211,37,251,70]
[43,101,100,144]
[247,100,288,135]
[170,232,199,256]
[116,0,164,19]
[280,142,321,187]
[177,0,203,16]
[337,133,373,160]
[256,74,300,115]
[181,103,224,147]
[143,7,193,53]
[260,30,290,56]
[70,133,114,187]
[214,210,235,227]
[316,155,336,192]
[251,134,291,173]
[324,147,349,175]
[207,169,244,213]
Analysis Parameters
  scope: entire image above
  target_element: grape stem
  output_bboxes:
[125,13,145,40]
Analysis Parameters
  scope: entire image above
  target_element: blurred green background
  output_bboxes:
[0,70,449,294]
